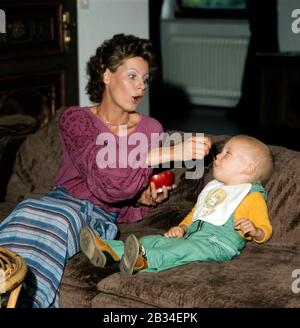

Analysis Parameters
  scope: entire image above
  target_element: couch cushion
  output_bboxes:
[263,145,300,246]
[118,201,195,241]
[5,110,63,203]
[94,243,300,308]
[60,252,119,308]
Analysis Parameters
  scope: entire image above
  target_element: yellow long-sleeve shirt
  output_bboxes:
[179,191,272,243]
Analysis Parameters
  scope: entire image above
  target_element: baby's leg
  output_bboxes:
[139,233,227,272]
[105,239,125,259]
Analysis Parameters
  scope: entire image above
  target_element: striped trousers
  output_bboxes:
[0,188,118,308]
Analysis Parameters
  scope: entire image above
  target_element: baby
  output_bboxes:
[80,135,273,274]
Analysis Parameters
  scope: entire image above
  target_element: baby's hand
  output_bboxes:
[234,219,258,237]
[164,226,185,238]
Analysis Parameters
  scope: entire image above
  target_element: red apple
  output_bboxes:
[149,171,175,193]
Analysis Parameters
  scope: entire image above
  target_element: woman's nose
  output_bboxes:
[136,79,147,91]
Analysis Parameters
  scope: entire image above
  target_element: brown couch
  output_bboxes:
[1,111,300,308]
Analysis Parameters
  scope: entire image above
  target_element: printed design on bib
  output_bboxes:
[192,179,252,226]
[199,188,227,217]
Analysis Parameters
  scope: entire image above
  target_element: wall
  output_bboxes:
[77,0,149,114]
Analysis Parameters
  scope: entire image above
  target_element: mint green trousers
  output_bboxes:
[105,218,246,273]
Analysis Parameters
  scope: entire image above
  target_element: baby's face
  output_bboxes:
[212,138,252,185]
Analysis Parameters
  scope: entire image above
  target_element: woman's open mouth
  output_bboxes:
[132,96,142,104]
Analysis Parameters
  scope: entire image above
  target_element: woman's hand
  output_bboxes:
[146,135,212,167]
[138,182,176,207]
[172,135,211,162]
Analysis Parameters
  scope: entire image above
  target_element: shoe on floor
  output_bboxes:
[80,227,119,267]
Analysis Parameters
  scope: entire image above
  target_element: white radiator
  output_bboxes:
[161,19,250,107]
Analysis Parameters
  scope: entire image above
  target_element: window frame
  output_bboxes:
[175,0,248,19]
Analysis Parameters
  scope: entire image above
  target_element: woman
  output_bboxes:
[0,34,211,307]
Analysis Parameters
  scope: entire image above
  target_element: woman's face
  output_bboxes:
[103,56,149,112]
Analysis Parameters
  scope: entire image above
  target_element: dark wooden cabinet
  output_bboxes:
[258,52,300,129]
[0,0,78,126]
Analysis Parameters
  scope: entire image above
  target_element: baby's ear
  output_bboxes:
[242,163,256,176]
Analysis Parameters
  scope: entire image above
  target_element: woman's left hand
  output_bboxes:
[138,182,176,207]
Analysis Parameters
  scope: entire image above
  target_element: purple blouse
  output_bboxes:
[54,106,164,223]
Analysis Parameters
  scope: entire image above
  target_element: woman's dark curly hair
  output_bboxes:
[86,34,157,103]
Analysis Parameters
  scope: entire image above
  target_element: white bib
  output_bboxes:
[192,179,252,226]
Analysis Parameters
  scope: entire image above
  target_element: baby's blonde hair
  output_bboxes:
[231,135,273,184]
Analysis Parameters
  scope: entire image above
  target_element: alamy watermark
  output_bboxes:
[291,9,300,34]
[291,269,300,294]
[95,130,205,179]
[0,9,5,34]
